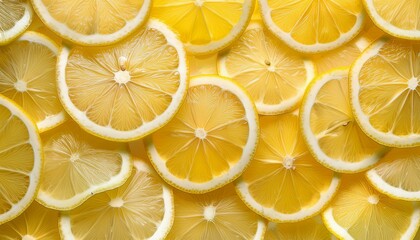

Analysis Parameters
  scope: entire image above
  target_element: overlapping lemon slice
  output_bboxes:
[146,75,259,193]
[31,0,151,46]
[0,31,66,132]
[57,20,188,141]
[167,184,266,240]
[218,22,315,115]
[152,0,255,54]
[236,112,340,222]
[323,174,420,240]
[37,121,132,210]
[0,0,32,45]
[350,38,420,147]
[259,0,365,53]
[59,159,174,240]
[0,95,42,224]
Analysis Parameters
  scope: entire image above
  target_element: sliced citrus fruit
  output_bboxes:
[259,0,366,53]
[152,0,255,55]
[31,0,151,46]
[350,38,420,147]
[167,184,266,240]
[27,14,62,44]
[59,159,174,240]
[146,75,259,193]
[265,215,334,240]
[0,0,32,45]
[218,22,315,115]
[36,121,132,210]
[367,147,420,201]
[0,201,60,239]
[300,68,388,173]
[0,31,67,132]
[363,0,420,40]
[0,95,42,224]
[235,112,340,222]
[323,174,420,240]
[57,20,188,142]
[189,54,218,77]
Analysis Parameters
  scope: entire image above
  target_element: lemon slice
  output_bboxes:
[59,159,174,240]
[27,14,62,44]
[0,201,60,239]
[300,68,388,173]
[0,95,42,224]
[363,0,420,40]
[323,174,420,240]
[265,216,334,240]
[36,121,132,210]
[235,112,340,222]
[0,31,67,132]
[218,22,315,115]
[350,38,420,147]
[152,0,254,55]
[259,0,365,53]
[0,0,32,45]
[167,184,266,240]
[57,20,188,142]
[367,147,420,201]
[146,75,259,193]
[31,0,151,46]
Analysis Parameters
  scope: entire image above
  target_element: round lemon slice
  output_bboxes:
[0,201,60,239]
[152,0,254,55]
[259,0,365,53]
[350,38,420,147]
[367,147,420,201]
[167,184,266,240]
[31,0,151,46]
[37,121,132,210]
[146,75,259,193]
[265,216,335,240]
[59,159,174,240]
[235,112,340,222]
[0,95,42,224]
[323,174,420,240]
[0,0,32,45]
[0,31,67,132]
[218,22,315,115]
[300,68,388,173]
[363,0,420,40]
[57,20,188,142]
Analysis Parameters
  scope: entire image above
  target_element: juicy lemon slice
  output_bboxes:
[59,159,174,240]
[235,112,340,222]
[57,20,188,142]
[259,0,366,53]
[363,0,420,40]
[218,22,315,115]
[323,174,420,240]
[37,121,132,210]
[0,201,60,239]
[0,31,67,132]
[31,0,151,46]
[367,147,420,201]
[265,216,334,240]
[0,0,32,45]
[300,68,388,173]
[146,75,259,193]
[350,38,420,147]
[0,95,42,224]
[167,184,266,240]
[152,0,255,55]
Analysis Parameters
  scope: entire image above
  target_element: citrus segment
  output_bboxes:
[236,112,340,222]
[0,0,32,45]
[146,75,259,193]
[59,160,174,240]
[218,22,315,115]
[57,20,188,141]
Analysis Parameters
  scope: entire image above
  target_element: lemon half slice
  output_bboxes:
[0,0,32,45]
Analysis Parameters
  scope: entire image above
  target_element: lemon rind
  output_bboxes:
[0,1,33,45]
